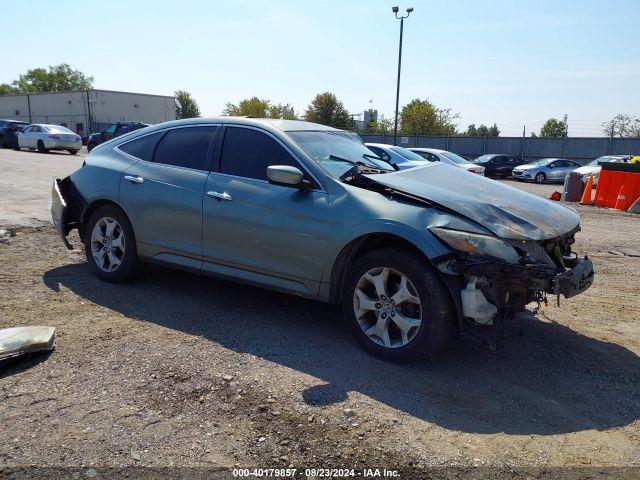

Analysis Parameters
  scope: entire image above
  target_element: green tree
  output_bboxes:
[304,92,352,129]
[0,83,17,95]
[488,123,500,137]
[539,118,567,137]
[602,114,640,137]
[465,124,478,136]
[175,90,201,119]
[399,99,458,136]
[10,64,93,93]
[476,125,490,136]
[223,96,296,119]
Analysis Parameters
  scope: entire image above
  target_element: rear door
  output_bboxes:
[202,125,330,296]
[118,125,219,265]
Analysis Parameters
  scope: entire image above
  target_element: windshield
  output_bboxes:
[45,125,74,134]
[442,151,471,165]
[287,131,394,178]
[390,146,428,162]
[474,154,494,163]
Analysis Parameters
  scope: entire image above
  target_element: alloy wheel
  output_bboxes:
[90,217,125,272]
[352,267,422,348]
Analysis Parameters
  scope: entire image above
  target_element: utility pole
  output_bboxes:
[392,6,413,146]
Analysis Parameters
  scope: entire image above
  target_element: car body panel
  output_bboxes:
[409,147,486,175]
[472,154,526,177]
[573,155,631,185]
[512,158,581,183]
[18,123,81,151]
[364,162,580,241]
[52,117,592,321]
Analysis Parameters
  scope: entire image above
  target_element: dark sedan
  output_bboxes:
[0,119,30,148]
[472,154,527,178]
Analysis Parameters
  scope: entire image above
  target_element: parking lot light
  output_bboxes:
[392,6,413,146]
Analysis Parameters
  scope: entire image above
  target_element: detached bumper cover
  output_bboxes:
[52,179,72,249]
[52,178,85,250]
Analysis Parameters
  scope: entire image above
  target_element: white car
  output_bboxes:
[17,124,82,155]
[573,155,630,186]
[409,148,485,175]
[364,143,433,170]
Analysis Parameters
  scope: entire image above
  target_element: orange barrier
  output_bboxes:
[580,174,594,205]
[594,170,640,211]
[614,185,627,211]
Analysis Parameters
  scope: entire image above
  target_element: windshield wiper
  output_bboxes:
[329,154,365,167]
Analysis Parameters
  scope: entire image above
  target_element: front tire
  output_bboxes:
[37,140,48,153]
[84,205,139,282]
[342,248,454,363]
[534,172,546,183]
[68,149,78,155]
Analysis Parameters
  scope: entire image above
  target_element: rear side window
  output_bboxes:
[118,131,164,162]
[220,127,301,181]
[153,126,217,170]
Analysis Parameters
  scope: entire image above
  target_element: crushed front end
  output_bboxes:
[52,177,86,250]
[431,226,594,348]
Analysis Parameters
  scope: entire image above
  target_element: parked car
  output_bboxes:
[52,118,593,362]
[87,122,149,152]
[409,148,486,175]
[364,143,431,170]
[17,124,82,154]
[512,158,582,183]
[0,119,30,148]
[573,155,631,185]
[471,154,527,178]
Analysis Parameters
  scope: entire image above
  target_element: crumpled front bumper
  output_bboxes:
[552,256,594,298]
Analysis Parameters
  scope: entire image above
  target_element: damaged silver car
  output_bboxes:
[52,118,594,362]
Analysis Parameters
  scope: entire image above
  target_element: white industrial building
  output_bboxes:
[0,89,175,138]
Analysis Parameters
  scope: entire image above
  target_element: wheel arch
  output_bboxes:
[327,230,447,304]
[80,199,132,244]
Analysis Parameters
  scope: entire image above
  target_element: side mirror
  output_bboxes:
[267,165,304,188]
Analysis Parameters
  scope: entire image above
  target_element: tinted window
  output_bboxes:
[154,126,217,170]
[220,127,300,181]
[118,131,164,161]
[105,125,117,134]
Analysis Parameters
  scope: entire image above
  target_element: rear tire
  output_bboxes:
[341,248,454,363]
[68,149,78,155]
[37,140,48,153]
[84,204,139,283]
[0,137,6,148]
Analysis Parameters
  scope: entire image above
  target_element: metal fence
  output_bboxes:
[359,134,640,163]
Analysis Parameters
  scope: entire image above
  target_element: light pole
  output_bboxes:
[392,6,413,146]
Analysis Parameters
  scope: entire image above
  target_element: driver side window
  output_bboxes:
[220,127,317,187]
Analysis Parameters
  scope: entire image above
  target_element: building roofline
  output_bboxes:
[0,88,174,99]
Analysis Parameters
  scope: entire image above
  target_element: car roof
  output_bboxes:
[145,117,340,133]
[409,147,446,153]
[1,119,29,124]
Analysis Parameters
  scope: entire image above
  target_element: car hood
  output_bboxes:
[364,163,580,241]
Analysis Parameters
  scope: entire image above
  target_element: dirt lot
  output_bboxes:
[1,149,639,476]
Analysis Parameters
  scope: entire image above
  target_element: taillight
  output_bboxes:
[49,134,61,140]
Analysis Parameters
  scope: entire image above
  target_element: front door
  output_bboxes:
[202,126,330,294]
[118,126,219,263]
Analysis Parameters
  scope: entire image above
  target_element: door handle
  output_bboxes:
[124,175,144,184]
[207,191,232,201]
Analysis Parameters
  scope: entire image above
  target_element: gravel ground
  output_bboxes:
[1,149,639,476]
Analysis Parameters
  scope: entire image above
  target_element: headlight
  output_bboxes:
[430,227,520,263]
